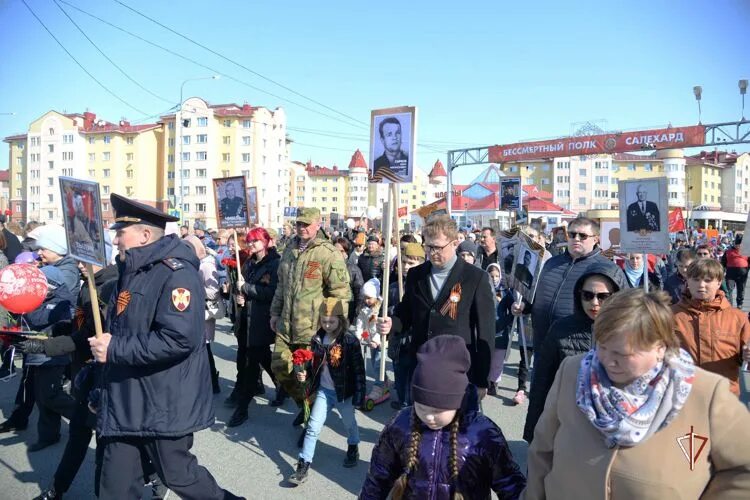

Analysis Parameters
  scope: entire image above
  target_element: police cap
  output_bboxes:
[109,193,179,230]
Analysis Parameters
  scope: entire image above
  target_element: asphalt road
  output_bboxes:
[0,320,530,499]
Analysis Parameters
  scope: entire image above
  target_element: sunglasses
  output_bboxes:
[581,290,612,302]
[568,231,594,241]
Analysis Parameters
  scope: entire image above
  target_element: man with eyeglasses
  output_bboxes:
[376,215,495,397]
[512,217,626,352]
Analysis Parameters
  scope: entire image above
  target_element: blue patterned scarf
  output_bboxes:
[576,348,695,448]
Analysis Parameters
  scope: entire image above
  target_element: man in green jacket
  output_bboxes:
[270,208,351,412]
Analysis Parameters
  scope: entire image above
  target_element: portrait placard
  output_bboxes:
[507,231,546,303]
[618,178,669,254]
[59,177,107,267]
[369,106,417,184]
[213,176,249,228]
[499,177,522,211]
[246,186,259,225]
[741,211,750,256]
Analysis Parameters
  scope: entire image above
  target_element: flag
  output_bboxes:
[668,208,686,232]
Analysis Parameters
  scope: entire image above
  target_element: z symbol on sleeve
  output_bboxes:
[171,288,191,312]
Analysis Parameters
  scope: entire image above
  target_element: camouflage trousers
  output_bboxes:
[271,336,310,407]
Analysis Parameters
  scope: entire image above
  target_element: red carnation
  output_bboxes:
[361,331,369,341]
[292,348,313,366]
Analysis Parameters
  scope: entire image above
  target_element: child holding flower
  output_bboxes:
[288,298,366,486]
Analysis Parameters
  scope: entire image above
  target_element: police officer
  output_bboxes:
[88,194,242,500]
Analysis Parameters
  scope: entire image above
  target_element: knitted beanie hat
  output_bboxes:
[411,335,470,410]
[362,278,381,298]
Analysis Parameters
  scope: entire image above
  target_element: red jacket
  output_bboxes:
[723,247,749,269]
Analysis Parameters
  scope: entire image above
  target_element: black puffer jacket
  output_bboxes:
[238,248,280,347]
[309,328,366,407]
[528,247,626,351]
[347,260,364,323]
[523,264,622,443]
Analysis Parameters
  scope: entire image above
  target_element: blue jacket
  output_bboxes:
[528,248,626,351]
[97,234,214,438]
[24,274,76,366]
[360,386,526,499]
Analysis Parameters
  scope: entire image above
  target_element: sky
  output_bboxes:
[1,0,748,184]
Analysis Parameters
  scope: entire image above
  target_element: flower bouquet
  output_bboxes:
[292,348,314,421]
[221,257,238,286]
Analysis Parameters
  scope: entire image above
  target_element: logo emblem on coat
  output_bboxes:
[171,288,191,312]
[676,425,708,471]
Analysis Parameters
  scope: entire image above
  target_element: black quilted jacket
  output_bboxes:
[309,328,366,407]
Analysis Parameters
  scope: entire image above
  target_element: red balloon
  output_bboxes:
[0,264,48,314]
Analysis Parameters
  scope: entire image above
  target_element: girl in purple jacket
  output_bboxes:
[359,336,526,500]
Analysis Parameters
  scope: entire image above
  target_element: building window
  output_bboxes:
[168,154,174,164]
[578,183,586,190]
[223,120,231,127]
[168,138,175,147]
[243,120,251,128]
[89,153,95,163]
[644,163,653,172]
[168,121,175,130]
[196,203,206,212]
[183,204,190,212]
[63,134,74,144]
[126,187,134,196]
[182,152,190,161]
[48,161,54,170]
[182,186,190,195]
[103,202,109,211]
[578,197,587,205]
[167,171,175,179]
[48,128,55,135]
[223,136,231,145]
[181,169,190,178]
[197,117,208,127]
[223,153,230,162]
[242,136,251,146]
[48,144,54,153]
[48,210,54,219]
[627,164,636,171]
[579,168,587,176]
[103,169,110,177]
[196,151,207,161]
[126,137,134,145]
[103,152,111,161]
[167,187,175,195]
[196,186,207,195]
[126,169,134,179]
[196,169,207,178]
[88,169,95,177]
[197,134,207,143]
[126,153,134,161]
[62,168,73,176]
[104,135,111,144]
[242,153,250,163]
[182,135,191,145]
[102,185,110,194]
[182,118,191,128]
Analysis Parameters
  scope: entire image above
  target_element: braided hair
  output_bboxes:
[390,409,464,500]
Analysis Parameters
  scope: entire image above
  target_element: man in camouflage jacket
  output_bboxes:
[270,208,351,406]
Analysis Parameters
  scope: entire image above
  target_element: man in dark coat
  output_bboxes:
[523,265,621,443]
[87,194,242,500]
[512,217,627,351]
[626,184,660,232]
[357,235,385,283]
[0,214,22,263]
[377,216,495,395]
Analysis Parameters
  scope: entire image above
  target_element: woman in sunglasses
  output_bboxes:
[523,264,621,443]
[524,288,750,499]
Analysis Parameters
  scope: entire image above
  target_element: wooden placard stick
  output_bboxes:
[85,263,103,339]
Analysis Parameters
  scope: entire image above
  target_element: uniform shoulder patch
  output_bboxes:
[171,288,191,311]
[162,258,185,271]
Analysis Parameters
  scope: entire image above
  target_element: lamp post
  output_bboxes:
[740,79,748,121]
[178,76,219,223]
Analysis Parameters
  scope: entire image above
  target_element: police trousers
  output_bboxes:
[98,434,244,500]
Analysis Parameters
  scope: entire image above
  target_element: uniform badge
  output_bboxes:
[171,288,191,312]
[304,261,321,279]
[116,291,132,316]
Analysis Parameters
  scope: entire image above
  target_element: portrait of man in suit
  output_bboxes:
[626,183,660,232]
[369,108,415,184]
[513,248,536,289]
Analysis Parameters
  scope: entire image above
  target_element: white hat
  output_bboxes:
[28,223,68,256]
[362,278,381,298]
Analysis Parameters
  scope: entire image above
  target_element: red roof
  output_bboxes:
[305,161,348,177]
[688,150,738,166]
[83,121,160,134]
[3,134,26,142]
[522,184,553,199]
[0,170,9,182]
[429,159,447,178]
[348,149,368,170]
[210,103,256,117]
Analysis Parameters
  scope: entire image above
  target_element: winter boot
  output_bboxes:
[288,458,310,486]
[269,386,287,407]
[226,406,249,427]
[343,444,359,468]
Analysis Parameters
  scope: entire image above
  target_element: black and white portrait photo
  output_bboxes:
[618,178,669,254]
[626,183,660,232]
[369,106,416,184]
[246,186,259,225]
[213,176,249,228]
[59,177,106,266]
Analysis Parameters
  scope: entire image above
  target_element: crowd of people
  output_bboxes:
[1,201,750,499]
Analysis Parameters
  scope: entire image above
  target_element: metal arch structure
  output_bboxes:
[445,119,750,217]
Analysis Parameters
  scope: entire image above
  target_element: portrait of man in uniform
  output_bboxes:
[369,107,416,184]
[500,178,521,211]
[626,183,660,232]
[213,176,249,228]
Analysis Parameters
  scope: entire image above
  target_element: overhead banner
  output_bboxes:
[489,125,706,163]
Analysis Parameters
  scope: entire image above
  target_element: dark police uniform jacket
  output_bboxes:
[392,257,495,388]
[97,234,214,438]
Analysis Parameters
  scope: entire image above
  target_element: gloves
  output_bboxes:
[17,339,47,354]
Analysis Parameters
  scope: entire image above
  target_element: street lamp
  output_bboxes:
[740,79,748,121]
[178,75,219,222]
[693,85,703,124]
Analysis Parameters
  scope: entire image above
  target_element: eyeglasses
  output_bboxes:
[581,290,612,302]
[568,231,595,241]
[423,240,456,254]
